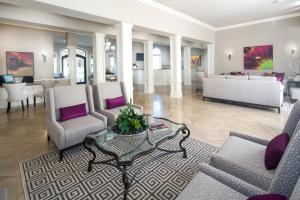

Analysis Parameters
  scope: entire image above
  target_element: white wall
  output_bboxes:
[215,16,300,76]
[132,42,144,69]
[0,23,59,79]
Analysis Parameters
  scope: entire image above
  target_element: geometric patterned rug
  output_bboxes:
[20,137,218,200]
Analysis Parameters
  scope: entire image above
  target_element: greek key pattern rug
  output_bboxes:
[20,137,218,200]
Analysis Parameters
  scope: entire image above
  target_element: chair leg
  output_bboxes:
[47,134,50,142]
[59,150,64,161]
[6,102,11,113]
[44,97,46,108]
[33,97,36,107]
[27,98,29,108]
[21,101,24,111]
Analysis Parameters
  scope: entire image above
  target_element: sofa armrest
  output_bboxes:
[132,104,143,113]
[199,163,266,197]
[90,111,107,128]
[230,131,269,146]
[47,120,65,150]
[96,109,116,126]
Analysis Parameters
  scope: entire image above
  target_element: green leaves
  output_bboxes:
[115,100,148,135]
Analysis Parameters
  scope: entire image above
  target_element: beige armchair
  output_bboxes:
[34,80,57,107]
[3,83,29,113]
[46,85,107,161]
[92,82,143,126]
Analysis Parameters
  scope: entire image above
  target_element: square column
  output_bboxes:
[170,35,183,98]
[144,40,154,93]
[207,43,215,76]
[115,23,134,101]
[183,46,192,85]
[93,33,106,83]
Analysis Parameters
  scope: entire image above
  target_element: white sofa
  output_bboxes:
[203,76,284,113]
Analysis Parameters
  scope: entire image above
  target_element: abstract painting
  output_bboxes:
[6,51,34,76]
[191,55,201,67]
[244,45,273,70]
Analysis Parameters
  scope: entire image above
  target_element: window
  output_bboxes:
[153,47,162,69]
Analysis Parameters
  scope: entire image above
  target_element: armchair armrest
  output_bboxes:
[47,120,65,150]
[90,111,107,128]
[230,131,269,146]
[199,163,266,197]
[96,109,116,126]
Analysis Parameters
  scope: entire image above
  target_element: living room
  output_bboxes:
[0,0,300,200]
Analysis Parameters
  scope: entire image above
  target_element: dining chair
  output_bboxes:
[3,83,29,113]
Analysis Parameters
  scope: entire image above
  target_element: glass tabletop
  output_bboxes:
[85,116,185,164]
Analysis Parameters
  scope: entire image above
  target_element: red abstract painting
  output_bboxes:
[6,51,34,76]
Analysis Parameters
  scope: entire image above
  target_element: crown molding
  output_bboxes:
[138,0,216,30]
[216,12,300,31]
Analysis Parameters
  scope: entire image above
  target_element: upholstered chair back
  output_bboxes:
[3,83,26,102]
[47,85,92,121]
[41,80,57,96]
[268,120,300,198]
[93,82,127,110]
[282,101,300,137]
[290,178,300,200]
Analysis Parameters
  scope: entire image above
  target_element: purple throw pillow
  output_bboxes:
[247,194,286,200]
[106,96,126,109]
[265,133,289,170]
[275,73,285,83]
[59,103,87,122]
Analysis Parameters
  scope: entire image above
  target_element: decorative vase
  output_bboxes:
[111,125,149,141]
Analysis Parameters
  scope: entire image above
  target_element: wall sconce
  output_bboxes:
[40,53,47,63]
[291,48,296,56]
[228,52,232,60]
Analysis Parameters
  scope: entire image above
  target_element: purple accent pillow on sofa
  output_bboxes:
[247,194,286,200]
[106,96,126,109]
[275,73,285,83]
[59,103,87,122]
[264,133,289,170]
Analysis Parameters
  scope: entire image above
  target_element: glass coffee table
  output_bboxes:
[83,116,190,200]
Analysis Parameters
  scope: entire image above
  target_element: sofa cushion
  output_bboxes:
[59,103,87,122]
[265,133,289,170]
[106,96,126,109]
[226,75,249,80]
[176,172,247,200]
[209,136,275,190]
[60,115,105,147]
[249,76,277,82]
[247,194,286,200]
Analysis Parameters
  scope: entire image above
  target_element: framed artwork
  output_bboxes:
[244,45,273,70]
[191,55,201,67]
[6,51,34,76]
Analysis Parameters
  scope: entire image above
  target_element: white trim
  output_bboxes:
[217,12,300,31]
[138,0,216,30]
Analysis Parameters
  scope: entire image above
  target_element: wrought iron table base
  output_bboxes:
[83,127,190,200]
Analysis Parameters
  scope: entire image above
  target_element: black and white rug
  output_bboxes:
[20,137,218,200]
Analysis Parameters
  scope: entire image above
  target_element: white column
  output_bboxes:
[183,46,192,85]
[207,43,215,76]
[115,23,133,101]
[93,32,106,83]
[144,40,154,93]
[68,46,76,85]
[170,35,183,98]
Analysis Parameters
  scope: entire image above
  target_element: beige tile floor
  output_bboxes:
[0,85,290,200]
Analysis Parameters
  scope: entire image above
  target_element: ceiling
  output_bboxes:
[154,0,300,28]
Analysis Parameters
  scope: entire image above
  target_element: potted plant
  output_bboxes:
[112,102,148,138]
